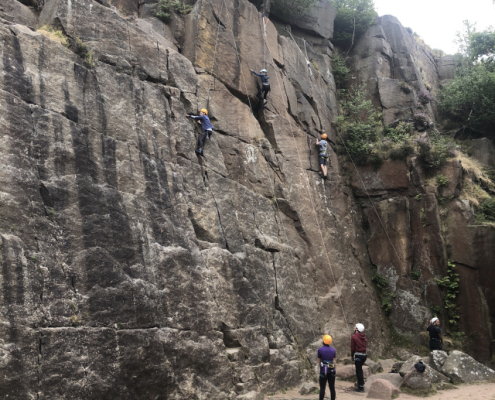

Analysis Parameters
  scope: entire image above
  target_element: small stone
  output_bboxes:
[299,382,319,395]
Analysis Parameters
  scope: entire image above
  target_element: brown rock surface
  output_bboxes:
[366,378,400,399]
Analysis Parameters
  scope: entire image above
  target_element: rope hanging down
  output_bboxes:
[206,0,226,110]
[262,19,352,336]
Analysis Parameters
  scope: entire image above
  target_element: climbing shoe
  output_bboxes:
[353,387,365,393]
[195,148,203,155]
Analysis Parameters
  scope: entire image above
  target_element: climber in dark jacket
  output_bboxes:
[351,323,367,392]
[251,69,270,104]
[186,108,214,155]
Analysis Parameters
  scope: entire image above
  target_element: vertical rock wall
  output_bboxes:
[0,0,385,398]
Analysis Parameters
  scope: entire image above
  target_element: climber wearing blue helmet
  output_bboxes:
[251,68,270,105]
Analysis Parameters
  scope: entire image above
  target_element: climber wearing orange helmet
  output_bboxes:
[186,108,214,155]
[316,133,329,179]
[317,335,336,400]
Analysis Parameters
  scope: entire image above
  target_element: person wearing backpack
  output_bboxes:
[185,108,214,155]
[351,323,367,392]
[317,335,336,400]
[315,134,329,179]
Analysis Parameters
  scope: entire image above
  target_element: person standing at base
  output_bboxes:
[427,317,443,351]
[317,335,336,400]
[351,323,367,393]
[315,134,329,179]
[185,109,214,155]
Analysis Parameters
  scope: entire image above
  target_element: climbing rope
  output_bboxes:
[206,0,226,110]
[262,21,352,336]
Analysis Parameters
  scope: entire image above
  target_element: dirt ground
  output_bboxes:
[266,380,495,399]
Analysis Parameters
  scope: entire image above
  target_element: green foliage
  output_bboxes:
[152,0,193,22]
[439,22,495,137]
[410,267,421,280]
[332,53,350,89]
[414,193,423,201]
[436,174,449,187]
[416,132,456,171]
[69,37,95,68]
[435,261,460,327]
[337,84,382,165]
[429,304,441,315]
[329,0,376,49]
[476,197,495,222]
[371,269,395,316]
[271,0,318,18]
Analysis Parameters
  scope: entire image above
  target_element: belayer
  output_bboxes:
[427,317,443,351]
[351,323,367,393]
[317,335,336,400]
[315,133,329,179]
[185,109,214,156]
[250,68,270,105]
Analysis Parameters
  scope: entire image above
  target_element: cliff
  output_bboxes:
[0,0,494,398]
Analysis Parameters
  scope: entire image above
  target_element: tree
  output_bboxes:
[329,0,376,50]
[439,22,495,137]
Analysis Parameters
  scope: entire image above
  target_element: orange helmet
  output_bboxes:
[321,133,328,139]
[323,335,333,345]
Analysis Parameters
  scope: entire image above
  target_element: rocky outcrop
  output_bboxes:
[441,350,495,384]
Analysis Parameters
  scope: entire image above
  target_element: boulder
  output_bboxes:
[399,355,421,376]
[400,369,433,391]
[299,381,319,395]
[364,373,403,391]
[429,350,448,372]
[399,355,449,383]
[365,359,384,374]
[392,361,404,372]
[336,365,371,379]
[367,379,400,400]
[441,350,495,384]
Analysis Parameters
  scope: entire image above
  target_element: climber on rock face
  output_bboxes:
[427,317,443,351]
[250,68,270,105]
[351,323,367,393]
[186,109,214,156]
[315,133,329,179]
[318,335,336,400]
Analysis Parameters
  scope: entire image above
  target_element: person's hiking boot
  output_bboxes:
[323,175,328,180]
[354,387,365,393]
[195,148,203,155]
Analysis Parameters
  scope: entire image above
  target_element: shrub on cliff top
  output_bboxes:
[152,0,193,22]
[329,0,376,50]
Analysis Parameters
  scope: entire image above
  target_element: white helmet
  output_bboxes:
[260,69,267,73]
[355,323,365,332]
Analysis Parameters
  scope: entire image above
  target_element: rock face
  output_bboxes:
[0,0,383,398]
[0,0,494,398]
[364,373,403,392]
[401,369,433,391]
[441,350,495,384]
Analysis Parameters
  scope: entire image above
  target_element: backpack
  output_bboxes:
[414,361,426,373]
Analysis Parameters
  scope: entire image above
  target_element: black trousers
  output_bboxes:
[197,130,212,149]
[319,372,336,400]
[429,339,443,351]
[355,354,367,388]
[258,84,270,100]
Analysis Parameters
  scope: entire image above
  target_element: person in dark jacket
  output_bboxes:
[186,108,214,155]
[427,317,443,351]
[351,323,367,393]
[251,69,270,104]
[317,335,336,400]
[316,133,329,179]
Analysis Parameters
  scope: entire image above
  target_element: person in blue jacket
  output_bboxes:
[251,68,270,105]
[186,108,214,155]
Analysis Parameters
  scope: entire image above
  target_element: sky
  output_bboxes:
[373,0,495,54]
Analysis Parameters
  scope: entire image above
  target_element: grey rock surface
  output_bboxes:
[441,350,495,384]
[430,350,449,372]
[364,373,403,391]
[367,378,400,399]
[401,369,433,391]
